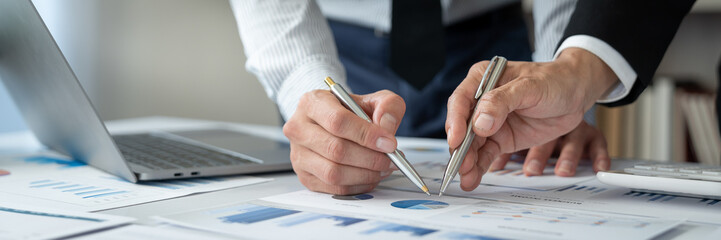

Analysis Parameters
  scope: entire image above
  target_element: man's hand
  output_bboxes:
[489,121,611,177]
[446,48,617,191]
[283,89,405,195]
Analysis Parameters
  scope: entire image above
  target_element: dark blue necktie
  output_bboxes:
[390,0,446,91]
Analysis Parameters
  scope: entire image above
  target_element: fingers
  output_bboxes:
[459,138,500,191]
[488,153,511,172]
[287,123,392,171]
[523,140,556,176]
[284,90,406,195]
[290,144,389,186]
[354,90,406,135]
[304,90,398,153]
[446,79,483,149]
[554,124,588,177]
[457,138,481,191]
[446,60,516,149]
[296,170,377,195]
[472,77,543,138]
[587,125,611,172]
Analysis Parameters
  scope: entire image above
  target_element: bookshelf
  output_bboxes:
[595,3,721,165]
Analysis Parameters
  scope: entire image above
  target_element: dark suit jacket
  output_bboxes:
[560,0,696,107]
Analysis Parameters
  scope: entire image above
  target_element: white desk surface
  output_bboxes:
[1,116,719,239]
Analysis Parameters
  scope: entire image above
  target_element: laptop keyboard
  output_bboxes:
[113,134,256,170]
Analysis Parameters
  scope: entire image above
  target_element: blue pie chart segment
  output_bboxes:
[391,200,449,210]
[332,194,374,200]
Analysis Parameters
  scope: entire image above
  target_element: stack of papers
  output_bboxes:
[0,203,133,239]
[0,154,271,212]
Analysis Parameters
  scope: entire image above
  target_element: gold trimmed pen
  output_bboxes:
[439,56,506,197]
[324,77,430,195]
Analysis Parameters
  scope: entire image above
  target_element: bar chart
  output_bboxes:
[10,178,151,206]
[159,203,503,240]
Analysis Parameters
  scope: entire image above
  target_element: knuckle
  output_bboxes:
[297,175,313,188]
[300,90,322,106]
[364,173,381,184]
[369,154,390,171]
[326,137,346,162]
[471,61,489,70]
[282,121,298,139]
[480,91,502,106]
[321,164,342,185]
[288,147,302,165]
[325,110,349,135]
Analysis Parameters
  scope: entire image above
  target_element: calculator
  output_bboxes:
[596,163,721,198]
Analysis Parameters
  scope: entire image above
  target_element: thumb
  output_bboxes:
[352,90,406,135]
[472,79,542,137]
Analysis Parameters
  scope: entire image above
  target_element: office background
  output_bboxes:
[1,0,720,158]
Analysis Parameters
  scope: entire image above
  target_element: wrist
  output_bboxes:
[554,48,617,108]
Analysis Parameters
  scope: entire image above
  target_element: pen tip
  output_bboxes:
[421,185,430,195]
[324,77,335,86]
[438,192,444,197]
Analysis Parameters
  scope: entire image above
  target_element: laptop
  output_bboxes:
[0,0,292,183]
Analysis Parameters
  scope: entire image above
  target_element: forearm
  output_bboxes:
[229,0,346,120]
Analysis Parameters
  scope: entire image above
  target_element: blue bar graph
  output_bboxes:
[30,179,52,184]
[53,184,81,189]
[700,199,721,205]
[278,213,365,227]
[556,185,576,192]
[30,181,66,188]
[649,194,667,201]
[62,186,97,192]
[25,179,132,202]
[361,222,437,236]
[220,206,300,224]
[75,189,113,196]
[83,191,129,199]
[662,196,676,202]
[0,207,103,222]
[441,232,502,240]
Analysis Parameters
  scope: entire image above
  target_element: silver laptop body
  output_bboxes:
[0,0,291,183]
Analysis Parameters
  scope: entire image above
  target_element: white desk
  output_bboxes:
[1,117,719,239]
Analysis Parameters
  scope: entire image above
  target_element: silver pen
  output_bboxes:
[324,77,430,196]
[439,56,506,197]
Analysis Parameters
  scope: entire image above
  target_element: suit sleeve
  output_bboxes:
[560,0,695,107]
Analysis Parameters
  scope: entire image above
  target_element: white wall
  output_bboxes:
[31,0,280,126]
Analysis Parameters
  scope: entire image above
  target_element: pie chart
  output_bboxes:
[390,200,449,210]
[332,193,374,200]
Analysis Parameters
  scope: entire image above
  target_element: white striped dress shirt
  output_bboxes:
[230,0,635,120]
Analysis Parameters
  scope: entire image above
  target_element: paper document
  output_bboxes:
[261,190,681,240]
[156,202,507,240]
[156,189,681,240]
[0,154,271,212]
[382,175,721,224]
[0,202,133,240]
[72,224,237,240]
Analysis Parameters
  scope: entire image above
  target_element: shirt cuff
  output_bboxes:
[553,35,637,103]
[276,56,347,121]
